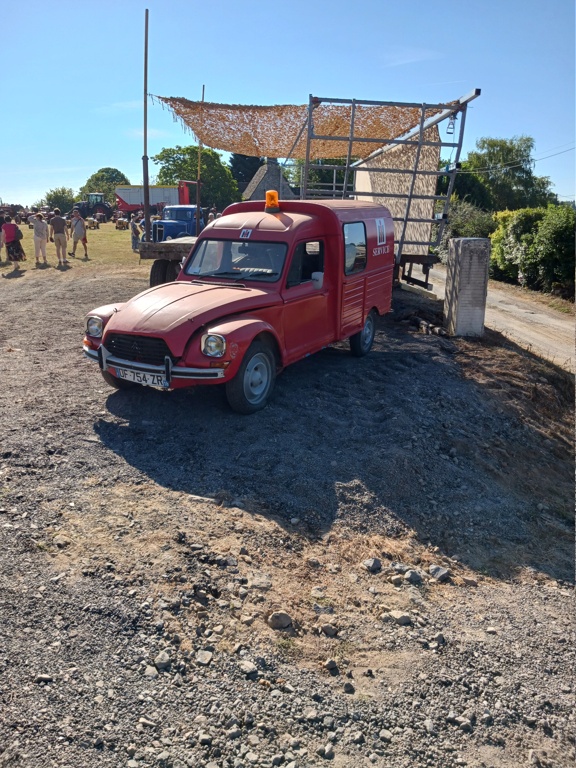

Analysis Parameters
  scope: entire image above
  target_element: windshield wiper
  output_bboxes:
[243,271,278,279]
[197,270,244,280]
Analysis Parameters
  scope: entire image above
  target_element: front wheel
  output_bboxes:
[101,370,138,390]
[349,310,377,357]
[225,341,276,414]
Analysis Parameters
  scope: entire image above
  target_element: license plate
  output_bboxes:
[113,367,165,387]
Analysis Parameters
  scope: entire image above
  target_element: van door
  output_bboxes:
[281,240,334,362]
[340,221,367,337]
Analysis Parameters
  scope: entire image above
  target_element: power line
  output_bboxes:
[455,146,575,175]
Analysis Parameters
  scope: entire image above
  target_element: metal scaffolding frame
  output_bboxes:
[295,89,481,288]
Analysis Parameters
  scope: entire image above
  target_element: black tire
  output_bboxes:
[150,259,168,287]
[101,370,138,390]
[166,260,181,282]
[225,341,276,414]
[349,310,377,357]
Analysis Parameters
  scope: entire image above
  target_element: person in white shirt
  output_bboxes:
[32,213,49,267]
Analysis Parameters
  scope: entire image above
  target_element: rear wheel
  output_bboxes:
[150,259,168,287]
[225,341,276,414]
[349,310,376,357]
[101,370,138,390]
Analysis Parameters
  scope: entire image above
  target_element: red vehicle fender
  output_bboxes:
[85,303,126,345]
[188,315,283,376]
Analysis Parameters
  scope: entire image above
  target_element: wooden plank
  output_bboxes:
[138,236,197,261]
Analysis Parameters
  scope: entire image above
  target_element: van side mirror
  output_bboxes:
[311,271,324,289]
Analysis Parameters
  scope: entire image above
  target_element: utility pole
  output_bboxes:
[142,8,151,242]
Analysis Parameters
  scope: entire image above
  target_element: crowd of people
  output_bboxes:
[0,208,89,273]
[1,203,223,273]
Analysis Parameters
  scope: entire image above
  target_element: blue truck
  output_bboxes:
[152,204,204,242]
[139,205,205,287]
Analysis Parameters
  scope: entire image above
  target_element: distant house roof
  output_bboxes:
[243,159,296,201]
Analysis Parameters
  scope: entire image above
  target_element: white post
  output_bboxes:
[443,238,490,336]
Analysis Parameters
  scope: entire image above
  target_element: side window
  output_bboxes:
[343,222,367,275]
[286,241,324,287]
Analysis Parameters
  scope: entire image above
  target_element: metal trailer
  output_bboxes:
[291,89,481,289]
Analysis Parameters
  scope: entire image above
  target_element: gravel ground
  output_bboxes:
[0,265,574,768]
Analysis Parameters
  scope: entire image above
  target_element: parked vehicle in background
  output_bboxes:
[115,180,199,218]
[69,193,114,222]
[83,191,395,413]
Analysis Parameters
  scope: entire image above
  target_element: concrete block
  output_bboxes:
[443,238,490,336]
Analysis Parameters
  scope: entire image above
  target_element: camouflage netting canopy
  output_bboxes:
[152,95,456,160]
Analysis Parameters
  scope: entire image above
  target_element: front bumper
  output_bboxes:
[83,343,225,386]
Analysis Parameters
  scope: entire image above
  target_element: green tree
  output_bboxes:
[465,136,556,211]
[229,154,264,184]
[437,161,492,210]
[40,187,76,213]
[438,137,557,212]
[152,145,240,210]
[79,168,130,206]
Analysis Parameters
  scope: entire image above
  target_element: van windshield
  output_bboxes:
[163,208,195,221]
[184,239,287,283]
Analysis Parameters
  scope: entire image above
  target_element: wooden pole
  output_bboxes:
[142,8,151,241]
[195,84,204,236]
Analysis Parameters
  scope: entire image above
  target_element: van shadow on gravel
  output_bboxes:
[93,306,574,584]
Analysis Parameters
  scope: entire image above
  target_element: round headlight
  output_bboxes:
[87,316,103,337]
[202,334,226,357]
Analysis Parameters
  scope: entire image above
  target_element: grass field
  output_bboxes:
[1,221,148,276]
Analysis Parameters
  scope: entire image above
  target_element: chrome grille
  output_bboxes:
[105,334,176,365]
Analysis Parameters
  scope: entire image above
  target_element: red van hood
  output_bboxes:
[102,280,279,355]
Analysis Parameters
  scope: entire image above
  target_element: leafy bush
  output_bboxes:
[527,205,575,297]
[489,206,574,298]
[490,208,546,283]
[436,197,496,261]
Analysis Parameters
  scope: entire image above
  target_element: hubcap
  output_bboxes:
[362,315,374,349]
[243,353,271,403]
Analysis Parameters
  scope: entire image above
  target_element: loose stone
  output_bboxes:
[154,651,171,670]
[239,660,258,676]
[268,611,293,629]
[429,564,451,582]
[363,558,382,573]
[196,650,213,666]
[389,611,411,625]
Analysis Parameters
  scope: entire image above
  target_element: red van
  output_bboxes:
[83,193,395,413]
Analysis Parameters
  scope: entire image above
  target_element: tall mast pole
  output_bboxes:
[142,8,151,241]
[195,84,205,236]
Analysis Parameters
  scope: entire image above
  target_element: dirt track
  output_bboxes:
[0,263,574,768]
[429,265,574,373]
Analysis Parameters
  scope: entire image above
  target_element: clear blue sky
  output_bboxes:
[1,0,574,206]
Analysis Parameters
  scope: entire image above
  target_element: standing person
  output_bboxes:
[49,208,69,267]
[130,214,140,252]
[32,213,49,267]
[1,215,26,271]
[0,214,4,262]
[69,209,88,259]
